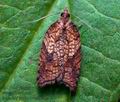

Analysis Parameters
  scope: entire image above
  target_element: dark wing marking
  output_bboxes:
[37,21,61,86]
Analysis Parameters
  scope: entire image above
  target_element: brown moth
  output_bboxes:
[37,8,81,91]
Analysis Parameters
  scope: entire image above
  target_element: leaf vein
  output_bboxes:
[0,0,57,94]
[84,0,120,22]
[82,45,120,64]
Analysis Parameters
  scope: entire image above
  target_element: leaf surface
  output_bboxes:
[0,0,120,102]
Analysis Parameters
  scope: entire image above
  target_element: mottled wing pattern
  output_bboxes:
[37,9,81,92]
[63,22,81,91]
[37,21,62,86]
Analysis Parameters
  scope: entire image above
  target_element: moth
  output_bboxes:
[37,8,81,92]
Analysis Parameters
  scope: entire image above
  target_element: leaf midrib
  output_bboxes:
[0,0,58,94]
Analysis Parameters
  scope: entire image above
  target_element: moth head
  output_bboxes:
[60,8,70,22]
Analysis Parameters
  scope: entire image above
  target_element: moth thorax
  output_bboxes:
[60,9,70,23]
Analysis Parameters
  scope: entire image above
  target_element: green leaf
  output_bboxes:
[0,0,120,102]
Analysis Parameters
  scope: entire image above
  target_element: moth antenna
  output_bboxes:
[64,7,69,11]
[71,14,102,32]
[24,11,61,24]
[70,14,84,29]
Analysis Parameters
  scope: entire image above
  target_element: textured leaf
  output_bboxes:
[0,0,120,102]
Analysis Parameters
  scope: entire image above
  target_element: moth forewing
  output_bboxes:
[37,8,81,92]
